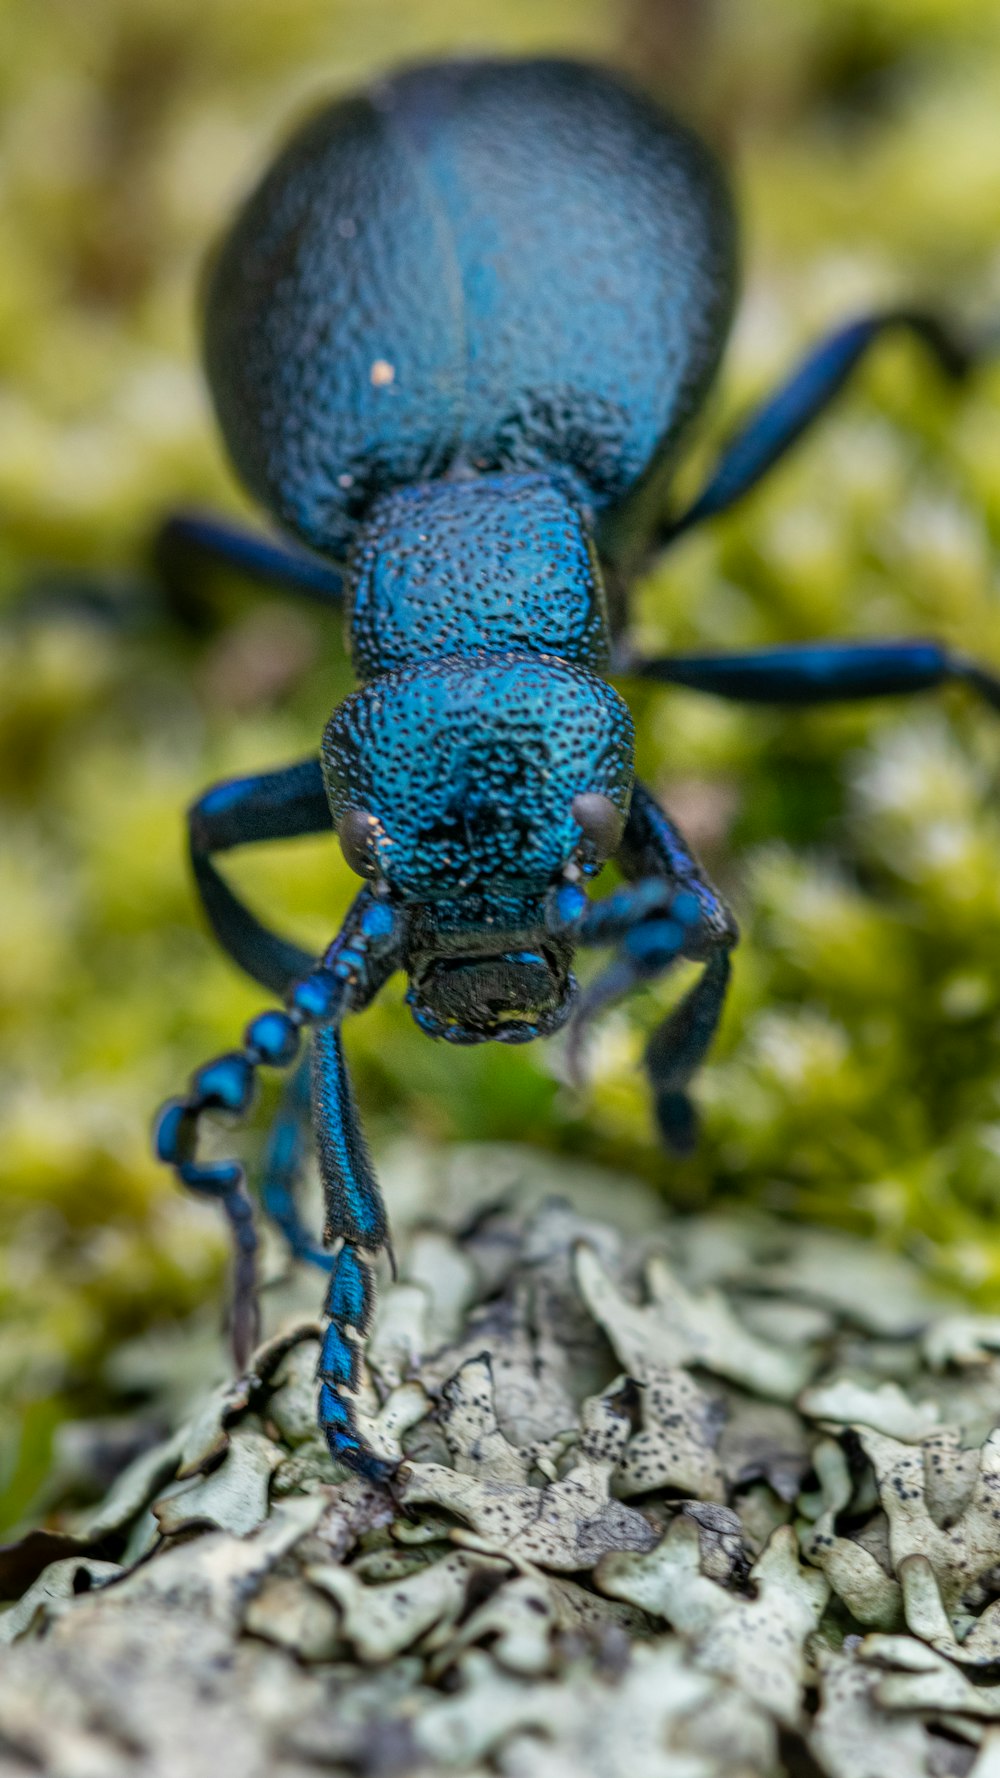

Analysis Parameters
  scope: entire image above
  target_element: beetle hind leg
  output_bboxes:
[652,306,989,552]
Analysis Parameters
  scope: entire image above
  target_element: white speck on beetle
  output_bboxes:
[370,359,395,387]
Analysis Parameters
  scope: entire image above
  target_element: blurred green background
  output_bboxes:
[3,0,1000,1530]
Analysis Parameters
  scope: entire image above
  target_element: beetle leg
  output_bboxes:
[258,1051,333,1272]
[551,781,737,1155]
[311,1019,396,1480]
[155,890,404,1481]
[616,636,1000,713]
[640,952,734,1156]
[154,510,343,619]
[653,307,989,550]
[188,757,333,995]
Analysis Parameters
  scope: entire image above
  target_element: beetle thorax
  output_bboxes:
[345,472,611,682]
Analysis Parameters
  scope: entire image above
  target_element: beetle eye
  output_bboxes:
[571,791,625,861]
[338,808,381,878]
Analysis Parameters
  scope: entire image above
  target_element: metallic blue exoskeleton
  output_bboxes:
[155,58,1000,1480]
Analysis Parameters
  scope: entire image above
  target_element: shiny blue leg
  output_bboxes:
[618,637,1000,711]
[155,510,344,607]
[551,781,737,1156]
[155,890,405,1483]
[312,1018,396,1482]
[188,756,332,995]
[657,307,980,547]
[258,1052,332,1271]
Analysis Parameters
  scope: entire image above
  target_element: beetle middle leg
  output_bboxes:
[652,306,989,551]
[618,637,1000,714]
[551,780,738,1155]
[154,510,344,624]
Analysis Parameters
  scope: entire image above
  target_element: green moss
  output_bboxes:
[4,0,1000,1528]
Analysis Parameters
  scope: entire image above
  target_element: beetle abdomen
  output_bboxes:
[205,59,736,561]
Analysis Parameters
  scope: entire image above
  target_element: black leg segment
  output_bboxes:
[188,756,333,997]
[155,510,344,610]
[619,637,1000,711]
[656,307,984,549]
[551,780,738,1155]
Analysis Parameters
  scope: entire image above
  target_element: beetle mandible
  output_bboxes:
[154,58,1000,1480]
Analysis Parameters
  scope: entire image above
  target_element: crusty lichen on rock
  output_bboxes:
[6,1145,1000,1776]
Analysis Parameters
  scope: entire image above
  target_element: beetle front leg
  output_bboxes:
[258,1051,334,1272]
[154,888,404,1480]
[551,781,737,1155]
[311,1020,397,1480]
[188,756,332,996]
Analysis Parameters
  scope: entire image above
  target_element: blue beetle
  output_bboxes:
[155,58,1000,1480]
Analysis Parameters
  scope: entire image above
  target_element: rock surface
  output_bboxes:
[4,1144,1000,1777]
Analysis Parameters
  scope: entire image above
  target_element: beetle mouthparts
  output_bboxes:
[406,948,575,1043]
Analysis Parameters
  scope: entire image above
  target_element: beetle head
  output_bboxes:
[321,652,633,1038]
[322,652,633,899]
